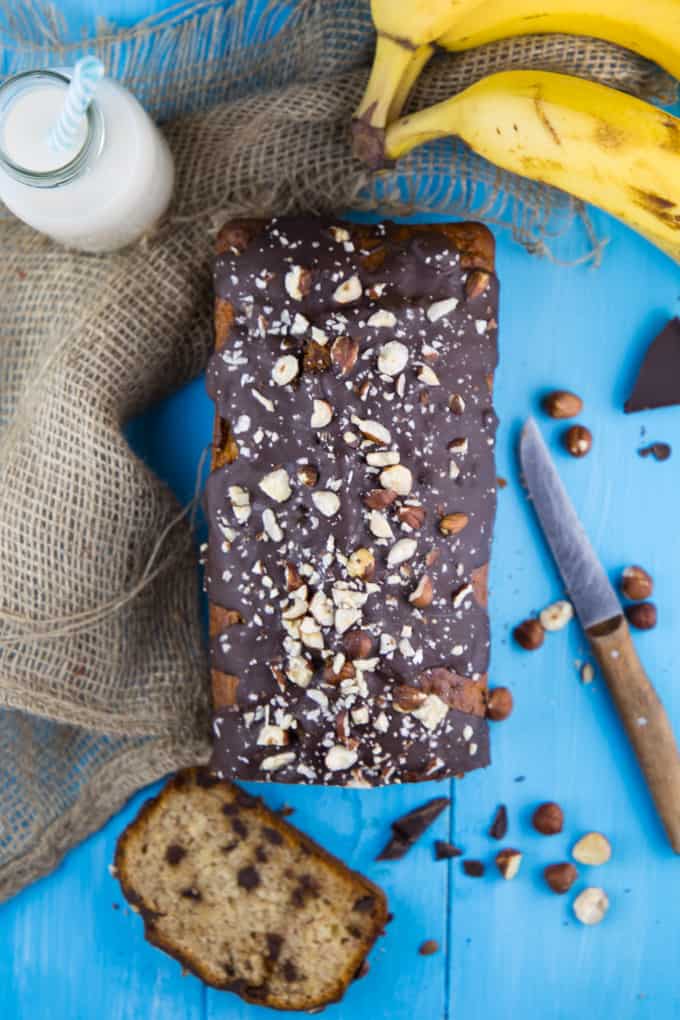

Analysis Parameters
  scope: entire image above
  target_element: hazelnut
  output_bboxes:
[418,939,440,956]
[495,848,522,880]
[530,799,562,832]
[572,832,612,866]
[573,887,609,925]
[465,269,491,301]
[449,393,466,415]
[563,424,592,458]
[323,659,356,684]
[364,488,398,510]
[544,862,578,894]
[342,629,373,660]
[284,562,303,592]
[297,464,319,487]
[620,565,653,601]
[393,684,427,712]
[303,340,331,374]
[539,599,574,632]
[513,618,544,650]
[532,801,564,835]
[439,512,469,536]
[398,505,426,530]
[347,547,375,580]
[542,389,583,419]
[625,601,657,630]
[409,574,433,608]
[487,686,513,722]
[330,335,359,376]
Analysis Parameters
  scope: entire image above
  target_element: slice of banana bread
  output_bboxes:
[114,768,388,1011]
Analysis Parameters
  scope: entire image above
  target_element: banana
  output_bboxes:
[438,0,680,81]
[384,71,680,262]
[352,1,478,166]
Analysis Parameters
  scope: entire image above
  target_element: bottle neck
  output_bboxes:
[0,69,104,189]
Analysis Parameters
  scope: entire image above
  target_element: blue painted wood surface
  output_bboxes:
[1,3,680,1018]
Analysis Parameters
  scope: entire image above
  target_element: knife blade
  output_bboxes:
[519,416,620,630]
[519,416,680,853]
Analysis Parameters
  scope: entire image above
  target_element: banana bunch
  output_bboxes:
[352,0,680,261]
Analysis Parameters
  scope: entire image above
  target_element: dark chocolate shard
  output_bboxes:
[639,441,671,461]
[489,804,508,841]
[434,840,463,860]
[377,797,450,860]
[462,859,485,877]
[625,318,680,413]
[164,843,186,866]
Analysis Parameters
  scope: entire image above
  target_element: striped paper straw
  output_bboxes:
[48,57,105,154]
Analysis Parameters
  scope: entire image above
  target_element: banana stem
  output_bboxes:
[352,33,423,167]
[386,44,435,122]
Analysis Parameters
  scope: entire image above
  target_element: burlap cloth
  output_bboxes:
[0,0,676,902]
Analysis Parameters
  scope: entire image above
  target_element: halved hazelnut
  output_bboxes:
[573,887,609,925]
[312,490,340,518]
[378,340,408,376]
[332,275,362,304]
[297,464,319,487]
[347,547,375,580]
[387,538,417,568]
[409,574,433,608]
[496,848,522,880]
[439,512,469,536]
[331,335,360,376]
[272,354,299,386]
[380,464,412,495]
[572,832,612,866]
[311,399,333,429]
[539,599,574,631]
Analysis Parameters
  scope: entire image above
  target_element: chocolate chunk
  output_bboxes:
[265,933,284,962]
[255,845,269,863]
[232,818,248,838]
[282,960,301,983]
[237,865,261,890]
[625,319,680,413]
[489,804,508,840]
[462,859,485,877]
[352,895,376,913]
[377,797,450,860]
[639,442,671,461]
[164,844,186,866]
[291,873,320,906]
[180,887,202,900]
[222,802,237,816]
[262,826,284,845]
[434,840,463,860]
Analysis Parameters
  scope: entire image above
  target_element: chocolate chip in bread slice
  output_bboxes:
[114,768,388,1011]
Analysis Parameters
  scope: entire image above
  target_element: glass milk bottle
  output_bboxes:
[0,68,175,253]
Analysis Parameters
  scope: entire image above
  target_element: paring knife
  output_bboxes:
[520,417,680,853]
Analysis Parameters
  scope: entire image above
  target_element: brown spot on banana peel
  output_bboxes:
[629,187,680,229]
[533,97,561,147]
[594,122,625,149]
[661,118,680,154]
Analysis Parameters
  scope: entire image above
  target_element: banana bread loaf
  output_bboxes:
[206,217,499,786]
[114,768,388,1010]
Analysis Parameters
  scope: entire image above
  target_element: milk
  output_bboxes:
[0,70,175,253]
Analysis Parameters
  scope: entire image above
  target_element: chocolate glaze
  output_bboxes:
[206,217,499,786]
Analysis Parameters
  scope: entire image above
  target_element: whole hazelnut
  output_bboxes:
[532,801,564,835]
[342,629,373,659]
[542,390,583,419]
[573,887,609,926]
[487,686,514,722]
[544,862,578,894]
[625,601,657,630]
[563,424,592,458]
[620,565,653,601]
[513,618,544,651]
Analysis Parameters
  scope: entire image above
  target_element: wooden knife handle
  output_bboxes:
[588,614,680,853]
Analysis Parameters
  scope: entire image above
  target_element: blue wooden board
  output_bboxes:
[2,3,680,1018]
